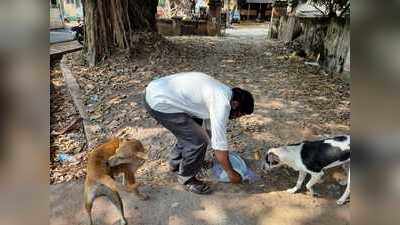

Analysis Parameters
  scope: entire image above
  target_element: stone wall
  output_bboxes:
[268,6,287,39]
[322,18,350,73]
[277,15,302,43]
[157,18,218,36]
[277,15,350,73]
[157,18,180,36]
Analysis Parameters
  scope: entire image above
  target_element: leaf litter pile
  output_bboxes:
[50,27,349,197]
[50,65,87,184]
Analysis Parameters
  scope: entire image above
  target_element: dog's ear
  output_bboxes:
[121,138,145,152]
[108,154,120,167]
[132,139,145,152]
[108,145,130,166]
[134,151,148,160]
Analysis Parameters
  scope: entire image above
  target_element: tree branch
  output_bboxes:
[312,3,328,17]
[339,2,350,18]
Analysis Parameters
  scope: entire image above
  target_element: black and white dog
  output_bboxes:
[264,135,350,205]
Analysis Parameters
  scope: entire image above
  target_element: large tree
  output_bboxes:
[82,0,158,66]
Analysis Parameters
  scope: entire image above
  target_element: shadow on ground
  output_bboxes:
[50,178,349,225]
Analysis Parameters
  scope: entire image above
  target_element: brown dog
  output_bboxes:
[84,137,148,225]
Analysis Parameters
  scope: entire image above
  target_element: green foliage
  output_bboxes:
[309,0,350,17]
[158,0,166,6]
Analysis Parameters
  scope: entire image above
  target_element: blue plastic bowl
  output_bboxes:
[212,152,248,182]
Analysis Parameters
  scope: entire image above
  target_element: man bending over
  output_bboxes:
[144,72,254,194]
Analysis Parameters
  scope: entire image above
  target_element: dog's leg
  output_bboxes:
[286,171,306,193]
[337,169,350,205]
[124,170,149,200]
[99,175,119,191]
[99,176,128,225]
[306,171,324,197]
[84,185,95,225]
[339,163,349,186]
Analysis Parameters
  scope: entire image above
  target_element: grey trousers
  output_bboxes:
[144,99,210,184]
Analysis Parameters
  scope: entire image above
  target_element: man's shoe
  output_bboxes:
[169,164,179,173]
[184,177,212,195]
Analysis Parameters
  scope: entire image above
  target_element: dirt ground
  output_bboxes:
[50,23,350,225]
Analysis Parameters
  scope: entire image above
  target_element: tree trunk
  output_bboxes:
[83,0,158,66]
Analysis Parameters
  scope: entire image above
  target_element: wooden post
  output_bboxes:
[247,4,250,20]
[226,0,231,27]
[207,0,222,36]
[58,0,65,23]
[227,0,231,26]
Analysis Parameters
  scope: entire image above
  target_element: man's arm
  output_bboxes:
[205,120,240,183]
[208,99,241,183]
[214,150,242,183]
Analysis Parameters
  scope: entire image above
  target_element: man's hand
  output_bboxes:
[228,170,242,184]
[214,150,242,184]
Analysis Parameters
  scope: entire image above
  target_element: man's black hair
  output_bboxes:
[231,87,254,115]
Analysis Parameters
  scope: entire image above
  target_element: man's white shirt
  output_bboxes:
[145,72,232,151]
